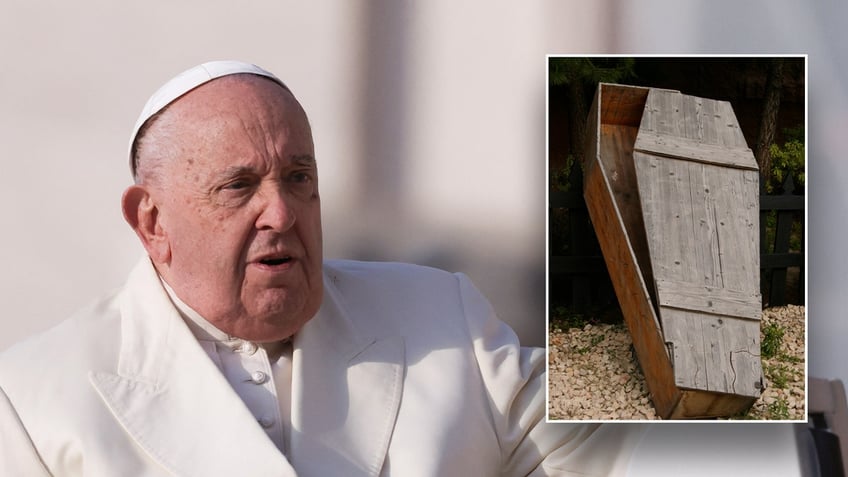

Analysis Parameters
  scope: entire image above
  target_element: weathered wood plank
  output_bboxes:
[600,126,656,297]
[659,88,685,138]
[672,390,757,419]
[637,88,755,169]
[600,83,652,127]
[714,99,749,148]
[655,279,762,320]
[585,161,680,419]
[586,89,680,417]
[681,94,703,141]
[686,161,722,287]
[635,89,760,294]
[651,88,679,136]
[662,307,762,396]
[633,131,758,170]
[704,166,755,290]
[698,96,718,145]
[633,152,699,285]
[585,86,600,171]
[632,87,763,412]
[662,309,708,390]
[637,151,763,402]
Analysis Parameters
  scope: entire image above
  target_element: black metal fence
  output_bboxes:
[760,175,805,306]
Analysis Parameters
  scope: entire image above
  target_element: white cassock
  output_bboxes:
[0,258,645,476]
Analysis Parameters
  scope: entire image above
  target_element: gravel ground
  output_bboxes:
[548,305,805,420]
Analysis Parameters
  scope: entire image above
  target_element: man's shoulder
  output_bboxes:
[319,259,482,336]
[0,288,128,451]
[0,289,123,378]
[323,259,458,285]
[322,259,466,302]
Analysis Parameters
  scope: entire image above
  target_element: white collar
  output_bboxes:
[157,276,290,357]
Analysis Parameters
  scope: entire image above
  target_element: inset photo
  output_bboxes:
[546,56,806,421]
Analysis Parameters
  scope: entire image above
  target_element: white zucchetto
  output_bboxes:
[128,60,288,178]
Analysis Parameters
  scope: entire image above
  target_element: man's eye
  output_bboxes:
[289,172,312,183]
[286,171,317,199]
[224,180,251,190]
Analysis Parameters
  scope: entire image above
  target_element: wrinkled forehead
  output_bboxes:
[129,60,291,178]
[162,76,313,161]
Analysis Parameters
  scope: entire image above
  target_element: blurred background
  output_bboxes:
[1,0,844,475]
[0,1,602,350]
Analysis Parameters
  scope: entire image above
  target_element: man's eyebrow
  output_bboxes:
[218,165,257,179]
[291,154,316,166]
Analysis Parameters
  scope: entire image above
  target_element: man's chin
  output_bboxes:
[243,295,319,340]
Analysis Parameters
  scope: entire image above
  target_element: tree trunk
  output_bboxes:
[755,59,784,186]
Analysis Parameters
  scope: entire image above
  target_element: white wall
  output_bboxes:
[0,1,363,348]
[0,1,618,350]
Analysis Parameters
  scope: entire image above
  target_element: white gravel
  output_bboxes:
[548,305,805,420]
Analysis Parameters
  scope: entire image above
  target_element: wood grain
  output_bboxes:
[584,84,681,418]
[634,87,763,402]
[580,84,763,418]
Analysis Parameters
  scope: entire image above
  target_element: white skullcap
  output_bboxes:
[128,60,289,178]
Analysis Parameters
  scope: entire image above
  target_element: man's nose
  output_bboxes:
[255,185,296,232]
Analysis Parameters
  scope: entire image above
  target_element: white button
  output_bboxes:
[250,371,268,384]
[257,416,274,428]
[239,342,258,355]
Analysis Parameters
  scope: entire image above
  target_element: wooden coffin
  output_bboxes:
[583,83,763,419]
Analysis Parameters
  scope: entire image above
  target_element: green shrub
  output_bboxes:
[767,398,791,420]
[761,323,785,359]
[767,126,805,193]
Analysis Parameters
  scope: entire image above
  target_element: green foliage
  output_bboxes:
[549,58,636,87]
[765,363,793,389]
[550,155,578,192]
[766,126,805,193]
[576,333,605,355]
[550,167,568,191]
[763,210,777,251]
[762,210,801,254]
[778,354,803,364]
[549,306,589,331]
[761,323,785,359]
[789,217,803,252]
[767,398,791,420]
[782,125,804,142]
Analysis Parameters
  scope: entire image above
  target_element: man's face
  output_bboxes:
[144,76,322,342]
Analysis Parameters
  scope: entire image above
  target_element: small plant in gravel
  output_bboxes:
[549,306,590,332]
[778,354,803,364]
[766,363,792,389]
[761,322,785,359]
[767,398,791,420]
[576,334,606,355]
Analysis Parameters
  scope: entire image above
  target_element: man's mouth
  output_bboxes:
[259,256,293,266]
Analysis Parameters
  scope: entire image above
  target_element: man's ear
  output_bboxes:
[122,185,171,264]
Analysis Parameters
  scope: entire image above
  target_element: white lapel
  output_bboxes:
[289,269,406,477]
[89,258,296,477]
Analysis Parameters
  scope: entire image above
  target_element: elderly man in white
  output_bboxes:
[0,61,643,476]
